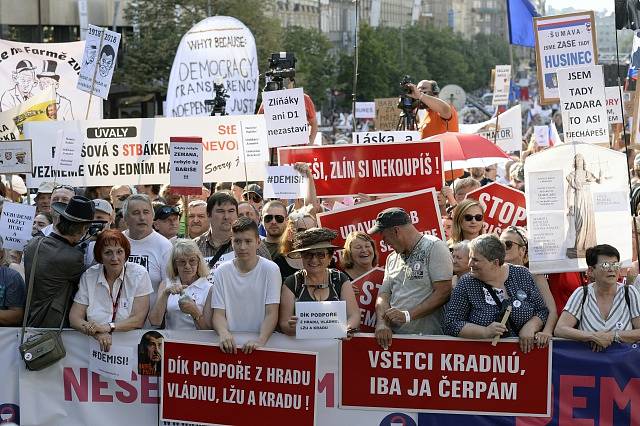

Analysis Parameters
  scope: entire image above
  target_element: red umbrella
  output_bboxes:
[425,132,512,172]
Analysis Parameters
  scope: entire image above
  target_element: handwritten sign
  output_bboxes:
[262,87,308,147]
[0,202,36,250]
[88,340,133,381]
[169,136,203,195]
[263,165,306,199]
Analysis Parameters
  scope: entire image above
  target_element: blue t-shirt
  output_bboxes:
[0,266,26,309]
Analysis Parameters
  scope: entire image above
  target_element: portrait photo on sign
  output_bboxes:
[525,142,631,274]
[137,330,163,376]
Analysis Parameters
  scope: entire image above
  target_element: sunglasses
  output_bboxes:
[301,251,329,260]
[264,214,285,224]
[508,226,528,246]
[463,214,483,222]
[243,193,262,203]
[155,205,181,219]
[503,240,524,250]
[597,262,621,271]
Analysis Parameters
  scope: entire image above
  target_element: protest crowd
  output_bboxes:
[2,1,640,425]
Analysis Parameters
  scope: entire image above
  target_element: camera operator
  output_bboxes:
[406,80,459,139]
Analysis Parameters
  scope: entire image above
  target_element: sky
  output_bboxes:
[546,0,614,14]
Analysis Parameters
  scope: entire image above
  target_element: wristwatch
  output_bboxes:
[614,330,621,343]
[109,322,116,334]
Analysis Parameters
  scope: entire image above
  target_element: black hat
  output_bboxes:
[242,183,263,199]
[287,227,340,258]
[15,60,35,73]
[368,208,411,234]
[51,196,97,223]
[37,60,60,80]
[154,204,180,221]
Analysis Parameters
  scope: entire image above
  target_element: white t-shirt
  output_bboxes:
[211,257,281,333]
[165,277,212,330]
[73,262,153,324]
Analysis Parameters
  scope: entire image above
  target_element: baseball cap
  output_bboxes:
[368,208,411,234]
[154,204,181,220]
[242,183,263,199]
[37,181,55,194]
[93,199,114,216]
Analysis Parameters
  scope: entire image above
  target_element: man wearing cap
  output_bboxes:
[40,185,76,236]
[37,60,73,120]
[110,185,133,212]
[24,196,99,327]
[369,207,453,350]
[1,60,38,111]
[153,204,181,241]
[242,184,264,214]
[34,182,55,213]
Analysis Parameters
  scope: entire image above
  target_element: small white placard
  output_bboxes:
[0,140,32,174]
[534,125,550,147]
[53,128,83,172]
[88,340,134,381]
[604,86,624,124]
[262,87,308,147]
[355,102,375,119]
[170,137,203,193]
[492,65,511,106]
[295,301,347,339]
[77,25,121,99]
[0,202,35,250]
[263,166,307,199]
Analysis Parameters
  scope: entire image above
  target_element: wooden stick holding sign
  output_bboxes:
[492,305,512,346]
[85,30,105,120]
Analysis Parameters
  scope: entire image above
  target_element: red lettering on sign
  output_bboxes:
[559,375,595,426]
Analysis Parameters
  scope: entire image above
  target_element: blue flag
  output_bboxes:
[506,0,539,47]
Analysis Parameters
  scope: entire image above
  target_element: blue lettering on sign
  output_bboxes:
[544,51,593,68]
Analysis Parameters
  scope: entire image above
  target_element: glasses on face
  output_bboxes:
[503,240,524,250]
[264,214,285,224]
[597,262,621,271]
[301,251,329,260]
[507,226,528,246]
[116,194,130,201]
[463,214,483,222]
[243,193,262,203]
[176,258,199,268]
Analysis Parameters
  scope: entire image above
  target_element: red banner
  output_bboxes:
[465,182,526,235]
[351,267,385,333]
[162,341,317,425]
[278,141,443,197]
[317,189,444,264]
[340,335,551,416]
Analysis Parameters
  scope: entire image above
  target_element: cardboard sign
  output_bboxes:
[278,141,443,197]
[605,86,624,124]
[316,188,444,264]
[169,136,203,194]
[374,98,399,131]
[0,201,35,250]
[352,131,420,144]
[53,127,83,172]
[459,105,522,153]
[295,301,347,339]
[351,267,385,332]
[161,340,317,425]
[355,102,375,119]
[340,335,551,416]
[465,182,527,235]
[77,25,121,99]
[0,139,32,174]
[533,125,550,147]
[492,65,511,106]
[557,65,608,144]
[88,340,133,381]
[262,87,308,147]
[263,165,306,199]
[534,11,598,104]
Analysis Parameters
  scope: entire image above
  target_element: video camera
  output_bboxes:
[397,75,420,111]
[204,79,230,116]
[264,52,296,92]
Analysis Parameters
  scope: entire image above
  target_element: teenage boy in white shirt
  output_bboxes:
[212,217,281,354]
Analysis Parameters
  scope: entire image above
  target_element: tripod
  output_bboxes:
[396,108,418,131]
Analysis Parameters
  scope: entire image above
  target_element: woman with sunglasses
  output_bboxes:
[443,234,549,354]
[278,228,360,336]
[148,239,212,330]
[554,244,640,351]
[448,199,485,246]
[272,210,318,281]
[500,226,557,347]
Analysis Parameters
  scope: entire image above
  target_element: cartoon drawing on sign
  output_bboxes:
[83,43,98,66]
[37,60,74,120]
[566,153,600,258]
[0,60,38,111]
[98,45,115,78]
[137,330,163,376]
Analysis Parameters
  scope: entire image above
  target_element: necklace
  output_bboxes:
[303,269,330,289]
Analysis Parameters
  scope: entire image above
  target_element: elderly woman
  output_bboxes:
[448,199,485,245]
[69,229,153,352]
[451,240,470,286]
[443,234,549,353]
[500,226,557,347]
[148,239,212,330]
[278,228,360,336]
[342,231,378,280]
[555,244,640,352]
[272,210,318,281]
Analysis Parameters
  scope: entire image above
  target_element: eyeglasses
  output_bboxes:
[597,262,621,271]
[53,184,76,194]
[463,214,483,222]
[116,194,130,201]
[243,193,262,203]
[264,214,285,224]
[176,258,199,267]
[503,240,524,250]
[301,251,329,260]
[507,226,527,246]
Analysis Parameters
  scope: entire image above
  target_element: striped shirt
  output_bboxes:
[563,283,640,332]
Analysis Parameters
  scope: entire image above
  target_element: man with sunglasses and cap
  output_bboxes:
[39,184,76,237]
[370,207,453,350]
[153,204,181,241]
[24,196,105,327]
[110,185,133,213]
[242,184,264,215]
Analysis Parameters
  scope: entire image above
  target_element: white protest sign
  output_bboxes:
[53,126,83,172]
[88,340,133,381]
[165,16,259,116]
[296,301,347,339]
[169,137,203,194]
[558,65,608,144]
[77,25,121,99]
[492,65,511,106]
[352,131,420,144]
[534,125,550,147]
[534,11,598,104]
[0,140,32,174]
[355,102,375,119]
[0,202,35,250]
[263,165,306,199]
[605,86,624,124]
[262,87,308,147]
[459,104,522,152]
